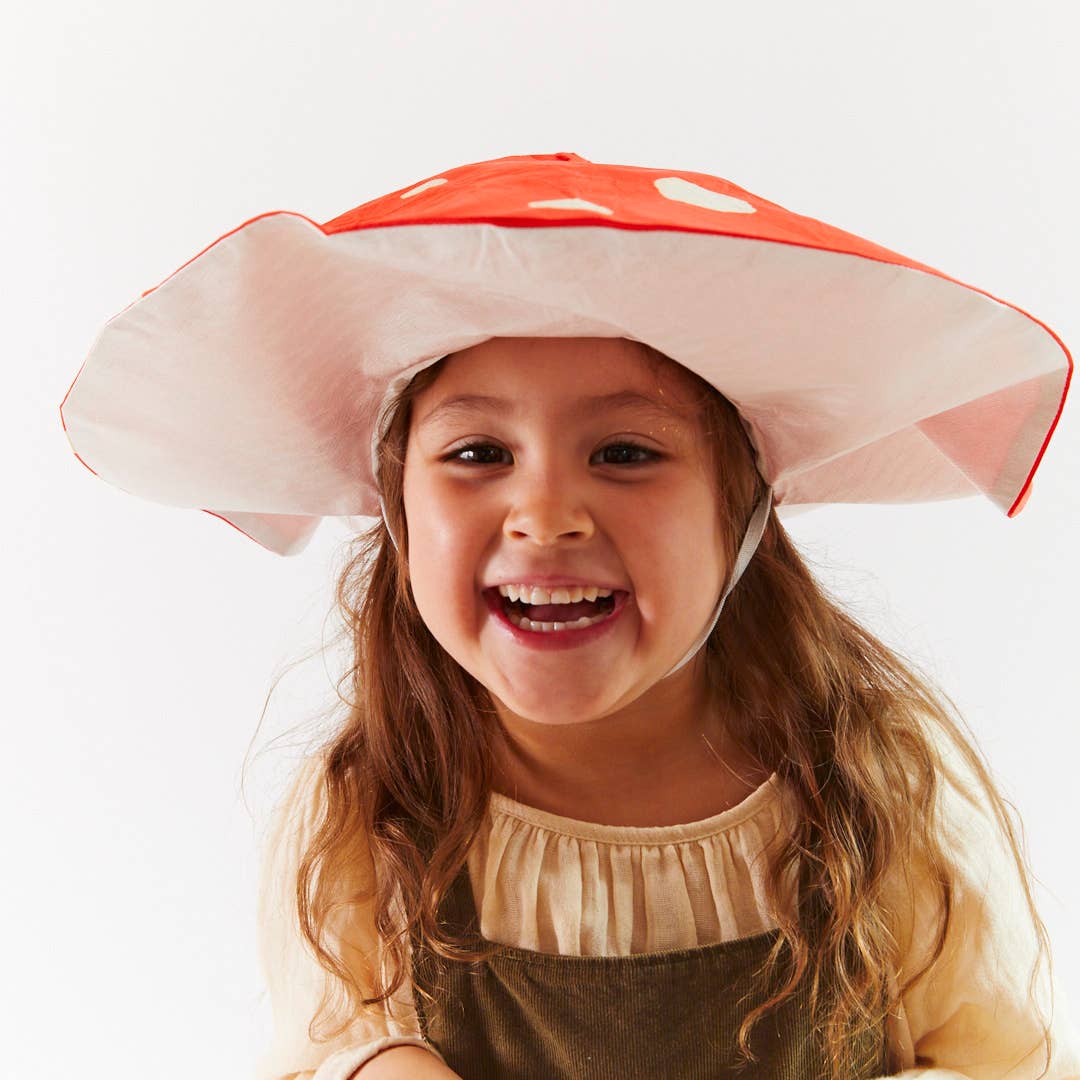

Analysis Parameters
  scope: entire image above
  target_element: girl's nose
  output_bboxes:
[501,485,596,545]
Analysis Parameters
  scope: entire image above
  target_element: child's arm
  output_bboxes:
[349,1045,463,1077]
[868,743,1080,1078]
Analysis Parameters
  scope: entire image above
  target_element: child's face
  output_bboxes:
[402,337,728,727]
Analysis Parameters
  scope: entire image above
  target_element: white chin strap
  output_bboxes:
[376,485,773,682]
[658,485,773,680]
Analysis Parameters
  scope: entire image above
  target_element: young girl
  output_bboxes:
[59,153,1079,1079]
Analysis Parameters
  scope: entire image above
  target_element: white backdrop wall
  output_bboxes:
[6,1,1078,1076]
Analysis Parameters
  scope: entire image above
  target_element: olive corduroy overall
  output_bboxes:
[409,848,890,1080]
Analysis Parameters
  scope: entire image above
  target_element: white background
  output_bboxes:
[5,1,1079,1076]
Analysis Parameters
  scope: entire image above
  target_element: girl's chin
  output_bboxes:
[483,674,630,724]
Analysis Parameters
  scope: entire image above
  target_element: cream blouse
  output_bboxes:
[255,745,1080,1080]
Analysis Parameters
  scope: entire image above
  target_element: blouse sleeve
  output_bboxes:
[871,738,1080,1079]
[254,753,449,1080]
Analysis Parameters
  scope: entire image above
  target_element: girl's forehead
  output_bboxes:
[417,337,703,410]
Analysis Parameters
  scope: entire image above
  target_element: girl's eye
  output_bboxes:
[595,442,660,466]
[447,442,506,466]
[443,441,661,466]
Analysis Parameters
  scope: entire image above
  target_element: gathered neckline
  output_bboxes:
[486,770,783,845]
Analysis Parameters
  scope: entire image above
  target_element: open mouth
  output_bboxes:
[485,588,626,634]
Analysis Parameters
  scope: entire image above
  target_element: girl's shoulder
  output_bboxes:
[258,750,334,861]
[882,720,1036,970]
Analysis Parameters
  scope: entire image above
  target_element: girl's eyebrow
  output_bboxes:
[418,390,685,430]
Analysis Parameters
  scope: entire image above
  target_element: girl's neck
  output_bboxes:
[493,765,771,829]
[490,691,768,825]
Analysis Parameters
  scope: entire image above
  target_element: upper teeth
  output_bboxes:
[497,585,614,604]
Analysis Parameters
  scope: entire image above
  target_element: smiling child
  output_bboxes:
[60,152,1080,1080]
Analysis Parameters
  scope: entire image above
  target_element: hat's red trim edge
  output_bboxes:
[138,209,306,299]
[1004,312,1073,518]
[199,509,279,553]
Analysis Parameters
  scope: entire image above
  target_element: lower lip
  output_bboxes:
[483,589,630,651]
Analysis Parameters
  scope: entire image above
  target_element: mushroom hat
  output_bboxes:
[60,150,1072,564]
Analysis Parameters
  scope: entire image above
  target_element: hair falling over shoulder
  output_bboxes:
[264,344,1056,1080]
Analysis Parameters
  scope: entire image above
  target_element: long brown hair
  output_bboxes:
[264,340,1056,1080]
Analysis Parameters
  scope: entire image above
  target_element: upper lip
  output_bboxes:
[484,575,627,591]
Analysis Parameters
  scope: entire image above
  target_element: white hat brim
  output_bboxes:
[60,211,1069,554]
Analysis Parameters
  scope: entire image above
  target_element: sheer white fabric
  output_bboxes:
[470,773,793,956]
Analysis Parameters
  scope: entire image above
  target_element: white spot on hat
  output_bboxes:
[527,197,614,215]
[654,176,755,214]
[401,178,448,199]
